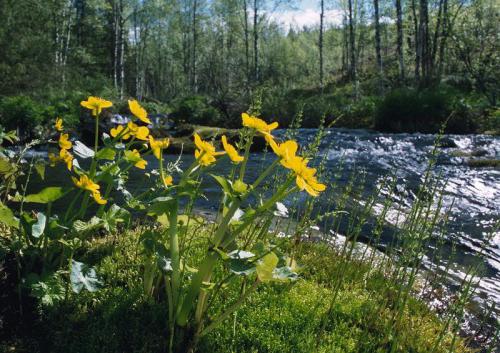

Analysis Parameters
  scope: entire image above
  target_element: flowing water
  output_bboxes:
[27,128,500,345]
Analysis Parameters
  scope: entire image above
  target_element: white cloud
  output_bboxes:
[269,9,344,29]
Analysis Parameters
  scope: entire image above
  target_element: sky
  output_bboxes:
[268,0,344,29]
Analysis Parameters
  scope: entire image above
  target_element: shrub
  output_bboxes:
[0,95,45,139]
[375,86,476,133]
[170,95,222,126]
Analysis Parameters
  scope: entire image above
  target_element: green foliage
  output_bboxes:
[0,95,45,138]
[170,95,222,126]
[375,86,477,133]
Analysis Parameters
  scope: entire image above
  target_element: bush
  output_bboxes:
[170,95,222,126]
[0,95,45,140]
[375,86,476,133]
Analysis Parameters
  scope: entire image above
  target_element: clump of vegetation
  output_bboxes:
[374,86,478,133]
[0,98,493,352]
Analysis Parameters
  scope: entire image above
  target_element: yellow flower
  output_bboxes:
[59,148,73,171]
[287,157,326,197]
[195,149,217,166]
[92,191,107,205]
[163,175,173,187]
[59,133,72,150]
[149,135,170,159]
[242,113,278,137]
[80,96,113,116]
[128,99,151,124]
[268,138,298,168]
[127,122,150,140]
[221,135,243,163]
[110,124,131,140]
[124,149,147,169]
[193,133,224,166]
[72,174,100,193]
[55,118,63,132]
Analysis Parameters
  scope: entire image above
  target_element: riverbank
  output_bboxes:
[0,224,471,353]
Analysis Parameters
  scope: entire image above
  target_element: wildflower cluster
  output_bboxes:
[243,113,326,196]
[43,96,326,353]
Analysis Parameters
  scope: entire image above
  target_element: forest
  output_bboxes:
[0,0,498,136]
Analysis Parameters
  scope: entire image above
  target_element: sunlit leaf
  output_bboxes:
[31,212,46,238]
[0,201,18,228]
[256,252,279,282]
[70,260,102,293]
[73,141,95,159]
[34,160,45,180]
[96,147,116,160]
[25,187,65,203]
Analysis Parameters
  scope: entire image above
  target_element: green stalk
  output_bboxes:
[238,131,254,181]
[94,114,99,154]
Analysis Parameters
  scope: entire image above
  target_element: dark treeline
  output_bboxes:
[0,0,498,134]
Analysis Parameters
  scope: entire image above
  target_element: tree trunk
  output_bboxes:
[347,0,356,82]
[319,0,324,87]
[243,0,250,83]
[418,0,430,84]
[437,0,448,77]
[395,0,405,81]
[373,0,383,82]
[411,0,420,80]
[192,0,198,93]
[253,0,259,82]
[119,0,125,99]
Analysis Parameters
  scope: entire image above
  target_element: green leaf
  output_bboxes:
[102,204,130,231]
[34,160,45,180]
[31,212,46,238]
[0,157,13,174]
[0,201,18,229]
[256,252,279,282]
[25,187,65,203]
[30,272,65,307]
[229,259,256,276]
[72,216,103,234]
[228,250,255,259]
[273,266,299,281]
[70,260,102,293]
[148,197,175,216]
[96,147,116,160]
[211,174,232,195]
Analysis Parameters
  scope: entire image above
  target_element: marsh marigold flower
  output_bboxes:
[92,191,107,205]
[268,139,298,168]
[193,133,224,166]
[163,175,173,187]
[149,136,170,159]
[242,113,278,137]
[110,124,131,140]
[221,135,243,163]
[80,96,113,116]
[55,118,63,132]
[72,174,107,204]
[59,148,74,171]
[127,122,150,141]
[72,174,100,193]
[128,99,151,124]
[287,157,326,197]
[59,133,72,150]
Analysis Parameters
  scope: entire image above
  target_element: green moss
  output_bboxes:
[1,227,470,353]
